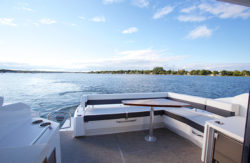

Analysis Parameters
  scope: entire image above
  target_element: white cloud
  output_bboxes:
[103,0,123,4]
[78,16,85,20]
[0,40,4,45]
[103,0,149,7]
[0,18,17,27]
[187,25,212,39]
[177,15,206,22]
[1,61,249,71]
[199,3,250,19]
[180,3,250,20]
[180,6,196,13]
[21,7,34,12]
[0,48,186,71]
[91,16,106,22]
[33,23,39,27]
[70,48,186,70]
[39,18,56,25]
[124,40,135,44]
[132,0,149,8]
[153,6,174,19]
[14,4,35,12]
[122,27,138,34]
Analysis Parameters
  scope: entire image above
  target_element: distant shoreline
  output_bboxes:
[1,68,250,77]
[89,67,250,77]
[0,69,86,74]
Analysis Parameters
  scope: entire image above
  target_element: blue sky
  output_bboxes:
[0,0,250,71]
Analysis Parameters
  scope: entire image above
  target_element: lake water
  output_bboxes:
[0,73,249,117]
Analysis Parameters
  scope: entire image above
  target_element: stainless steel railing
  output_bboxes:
[48,111,71,129]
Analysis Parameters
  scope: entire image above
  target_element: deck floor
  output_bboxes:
[60,128,202,163]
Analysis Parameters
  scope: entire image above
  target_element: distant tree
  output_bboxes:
[177,69,186,75]
[172,71,177,75]
[233,70,241,76]
[144,70,151,74]
[220,70,227,76]
[206,70,211,75]
[87,68,250,77]
[221,70,233,76]
[199,70,204,75]
[199,70,211,75]
[152,67,165,74]
[137,70,143,74]
[227,71,233,76]
[190,70,196,75]
[190,70,199,75]
[166,70,172,75]
[241,70,250,76]
[196,70,201,75]
[212,71,219,76]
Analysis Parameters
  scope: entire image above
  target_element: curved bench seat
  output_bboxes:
[83,105,215,133]
[74,92,240,148]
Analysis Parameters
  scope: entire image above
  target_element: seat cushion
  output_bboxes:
[164,108,216,132]
[85,106,126,115]
[84,105,127,122]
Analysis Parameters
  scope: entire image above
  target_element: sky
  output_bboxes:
[0,0,250,71]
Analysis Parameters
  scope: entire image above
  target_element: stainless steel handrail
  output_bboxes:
[48,111,71,129]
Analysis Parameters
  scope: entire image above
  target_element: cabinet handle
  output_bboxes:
[116,119,136,123]
[192,130,203,138]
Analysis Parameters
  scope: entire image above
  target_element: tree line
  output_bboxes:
[1,68,249,76]
[90,67,250,76]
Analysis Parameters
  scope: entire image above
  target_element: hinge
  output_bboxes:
[214,132,219,139]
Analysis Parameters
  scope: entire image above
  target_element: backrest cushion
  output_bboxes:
[86,92,169,105]
[206,99,240,117]
[167,92,207,110]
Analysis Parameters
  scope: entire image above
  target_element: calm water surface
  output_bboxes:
[0,73,249,116]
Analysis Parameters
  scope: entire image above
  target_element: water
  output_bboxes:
[0,73,249,117]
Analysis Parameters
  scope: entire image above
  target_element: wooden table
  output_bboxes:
[122,98,191,142]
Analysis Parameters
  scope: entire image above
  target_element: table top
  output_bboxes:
[122,98,191,107]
